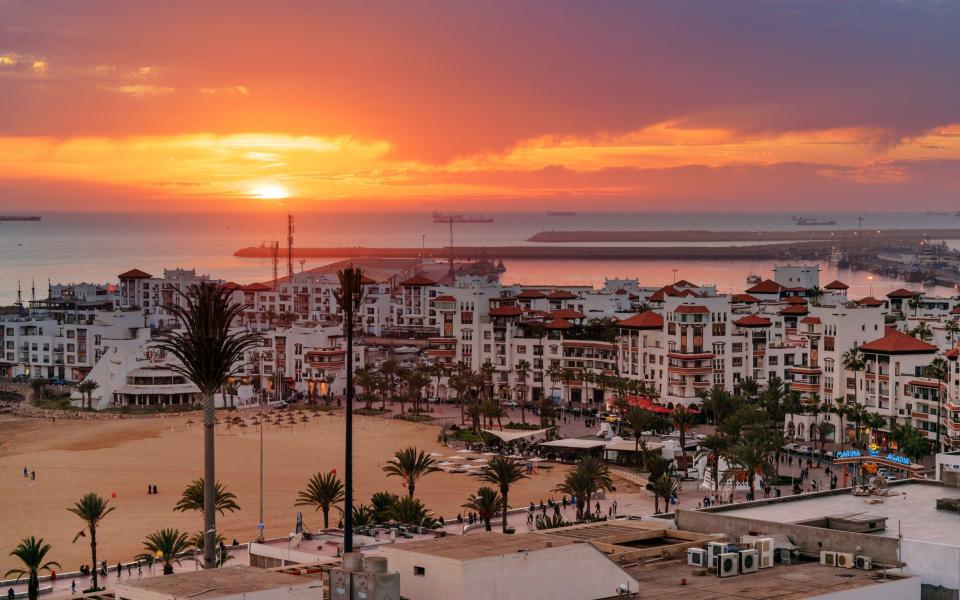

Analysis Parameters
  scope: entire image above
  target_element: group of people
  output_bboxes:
[21,466,35,480]
[146,484,159,494]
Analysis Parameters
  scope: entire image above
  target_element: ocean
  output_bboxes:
[0,210,956,305]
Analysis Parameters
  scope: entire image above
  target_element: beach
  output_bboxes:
[0,411,570,572]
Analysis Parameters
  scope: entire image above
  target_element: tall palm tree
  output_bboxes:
[138,529,191,575]
[912,321,933,342]
[623,407,655,464]
[649,474,679,514]
[479,456,528,532]
[671,406,696,463]
[333,266,365,553]
[5,537,60,600]
[546,364,564,407]
[380,358,400,407]
[696,434,729,494]
[295,471,345,529]
[383,447,440,497]
[462,486,503,532]
[153,282,260,568]
[76,379,99,410]
[68,492,114,591]
[946,319,960,346]
[174,479,240,515]
[404,366,431,416]
[449,363,473,424]
[553,456,613,521]
[926,357,950,452]
[353,365,376,410]
[721,430,776,501]
[515,359,531,424]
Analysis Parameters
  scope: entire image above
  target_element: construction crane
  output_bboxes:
[433,214,457,277]
[271,241,280,290]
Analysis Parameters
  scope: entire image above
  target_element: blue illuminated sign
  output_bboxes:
[886,454,911,466]
[835,450,861,459]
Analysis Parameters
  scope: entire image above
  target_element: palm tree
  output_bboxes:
[352,504,376,528]
[380,358,400,407]
[811,421,835,453]
[462,486,503,532]
[353,365,377,410]
[295,471,345,529]
[739,377,760,400]
[385,496,436,528]
[174,479,240,515]
[29,377,48,402]
[5,537,60,600]
[76,379,100,410]
[383,447,440,497]
[188,531,230,567]
[671,406,696,464]
[553,456,613,520]
[403,367,431,416]
[926,357,950,452]
[809,286,824,306]
[333,266,365,553]
[912,321,933,342]
[67,492,114,591]
[138,529,191,575]
[479,456,528,532]
[546,364,565,407]
[515,359,531,424]
[946,319,960,345]
[649,474,679,514]
[721,430,776,501]
[535,513,569,530]
[153,282,260,568]
[696,434,729,494]
[370,491,400,523]
[449,362,473,424]
[623,407,655,465]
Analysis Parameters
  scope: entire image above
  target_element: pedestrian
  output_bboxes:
[137,560,142,576]
[23,467,27,478]
[128,563,132,576]
[30,470,35,480]
[595,501,600,516]
[71,580,76,595]
[8,587,14,599]
[117,562,122,577]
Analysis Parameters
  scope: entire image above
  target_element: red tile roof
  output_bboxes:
[946,348,960,359]
[547,290,578,300]
[617,310,664,329]
[856,296,884,307]
[614,288,629,295]
[242,282,272,292]
[673,279,697,288]
[779,304,809,315]
[517,289,547,299]
[400,274,437,286]
[784,296,808,305]
[220,281,241,291]
[858,329,938,354]
[733,314,772,327]
[824,280,849,290]
[745,279,785,294]
[551,308,586,320]
[544,318,574,330]
[648,285,680,302]
[489,306,524,317]
[433,295,456,302]
[118,268,153,279]
[732,293,761,304]
[674,304,710,315]
[800,316,822,325]
[676,289,702,298]
[886,288,918,299]
[360,275,377,285]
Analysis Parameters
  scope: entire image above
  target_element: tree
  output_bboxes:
[515,359,531,424]
[153,282,260,569]
[538,396,557,429]
[138,529,191,575]
[696,434,729,495]
[403,366,431,416]
[385,496,436,528]
[449,362,473,424]
[926,357,949,452]
[721,429,776,501]
[383,447,440,498]
[353,365,377,411]
[478,456,528,533]
[811,421,835,453]
[188,531,230,567]
[29,377,48,402]
[535,513,569,530]
[554,456,613,521]
[5,537,60,600]
[295,471,345,529]
[174,479,240,515]
[671,406,696,463]
[351,504,376,528]
[67,492,114,591]
[624,407,656,463]
[370,491,400,523]
[76,379,100,410]
[912,321,933,342]
[333,266,365,554]
[546,364,565,408]
[649,474,678,514]
[462,486,503,532]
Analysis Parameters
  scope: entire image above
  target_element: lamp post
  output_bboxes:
[259,411,265,542]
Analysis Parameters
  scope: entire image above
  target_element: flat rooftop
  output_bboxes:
[717,482,960,545]
[384,531,576,561]
[623,558,910,599]
[116,565,319,598]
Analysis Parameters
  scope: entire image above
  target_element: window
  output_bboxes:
[414,566,426,577]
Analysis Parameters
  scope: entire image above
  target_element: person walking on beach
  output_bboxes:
[30,470,35,480]
[23,467,27,478]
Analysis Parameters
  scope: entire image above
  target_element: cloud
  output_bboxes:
[102,84,176,97]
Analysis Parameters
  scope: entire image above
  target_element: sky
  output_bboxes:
[1,0,959,212]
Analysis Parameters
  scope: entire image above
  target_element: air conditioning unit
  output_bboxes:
[707,542,726,569]
[330,569,351,600]
[836,552,855,569]
[756,537,774,569]
[855,555,873,570]
[739,549,759,574]
[717,553,739,577]
[820,551,837,567]
[688,548,708,568]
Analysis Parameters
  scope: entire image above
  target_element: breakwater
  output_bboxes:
[527,228,960,243]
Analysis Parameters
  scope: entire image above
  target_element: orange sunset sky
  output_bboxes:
[1,1,959,211]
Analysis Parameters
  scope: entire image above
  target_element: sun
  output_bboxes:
[249,183,290,200]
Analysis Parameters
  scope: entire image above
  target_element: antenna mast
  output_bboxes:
[271,241,280,291]
[287,214,295,279]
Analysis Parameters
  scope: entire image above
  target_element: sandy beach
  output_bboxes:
[0,411,570,572]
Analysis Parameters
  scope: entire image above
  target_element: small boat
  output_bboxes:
[547,211,576,217]
[792,216,836,226]
[826,247,846,265]
[393,345,419,354]
[746,274,761,284]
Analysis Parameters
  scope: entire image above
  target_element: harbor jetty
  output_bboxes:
[527,228,960,243]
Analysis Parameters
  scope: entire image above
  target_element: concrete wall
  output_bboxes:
[814,576,919,600]
[901,539,960,593]
[379,547,462,600]
[675,509,901,564]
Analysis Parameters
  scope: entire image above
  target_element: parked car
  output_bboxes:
[798,445,812,455]
[503,400,519,409]
[48,377,68,386]
[11,374,29,383]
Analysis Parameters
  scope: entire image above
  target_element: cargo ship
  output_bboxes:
[432,211,493,223]
[547,211,576,217]
[0,215,41,221]
[792,216,836,226]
